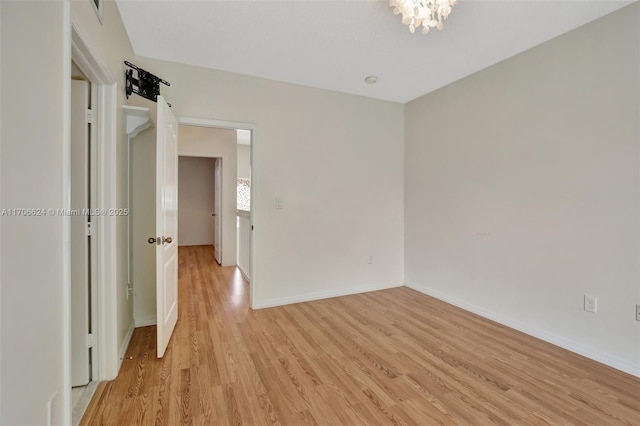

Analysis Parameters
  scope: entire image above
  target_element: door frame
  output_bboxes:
[69,23,119,388]
[177,116,257,309]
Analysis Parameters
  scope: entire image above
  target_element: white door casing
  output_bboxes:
[214,158,222,265]
[156,96,179,358]
[70,79,91,386]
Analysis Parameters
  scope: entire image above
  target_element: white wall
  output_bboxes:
[178,125,238,266]
[237,144,251,179]
[405,4,640,376]
[237,212,252,281]
[178,157,216,246]
[133,56,405,307]
[1,3,69,423]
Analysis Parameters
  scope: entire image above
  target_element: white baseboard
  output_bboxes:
[405,281,640,378]
[117,321,135,373]
[134,317,157,328]
[253,283,403,309]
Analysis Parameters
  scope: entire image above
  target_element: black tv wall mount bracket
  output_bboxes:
[124,60,171,106]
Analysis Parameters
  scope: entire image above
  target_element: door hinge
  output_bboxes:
[87,109,93,124]
[87,333,96,349]
[86,222,93,236]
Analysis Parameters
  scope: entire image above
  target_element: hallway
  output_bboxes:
[81,246,640,425]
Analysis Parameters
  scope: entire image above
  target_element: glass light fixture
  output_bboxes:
[389,0,457,34]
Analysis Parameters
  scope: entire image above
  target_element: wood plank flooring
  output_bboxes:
[81,245,640,425]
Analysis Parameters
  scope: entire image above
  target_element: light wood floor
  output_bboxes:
[82,245,640,425]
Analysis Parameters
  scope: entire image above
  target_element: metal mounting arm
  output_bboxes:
[124,60,171,106]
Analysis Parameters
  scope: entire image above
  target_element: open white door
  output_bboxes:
[214,159,222,264]
[156,96,179,358]
[70,80,91,386]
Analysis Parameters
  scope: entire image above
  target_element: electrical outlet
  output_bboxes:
[367,255,373,264]
[636,304,640,321]
[584,294,597,313]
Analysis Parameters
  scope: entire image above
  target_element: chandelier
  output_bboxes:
[389,0,457,34]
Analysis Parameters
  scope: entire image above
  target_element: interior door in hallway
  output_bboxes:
[156,96,179,358]
[213,158,222,264]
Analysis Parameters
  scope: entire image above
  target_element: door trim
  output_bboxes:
[177,117,257,310]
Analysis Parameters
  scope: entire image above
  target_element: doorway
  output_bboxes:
[67,24,120,426]
[128,97,180,358]
[177,156,221,263]
[70,60,99,424]
[176,119,255,306]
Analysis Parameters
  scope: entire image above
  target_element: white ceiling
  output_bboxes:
[116,0,634,103]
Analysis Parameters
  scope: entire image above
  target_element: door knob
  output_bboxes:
[148,237,157,244]
[212,213,216,216]
[163,236,173,244]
